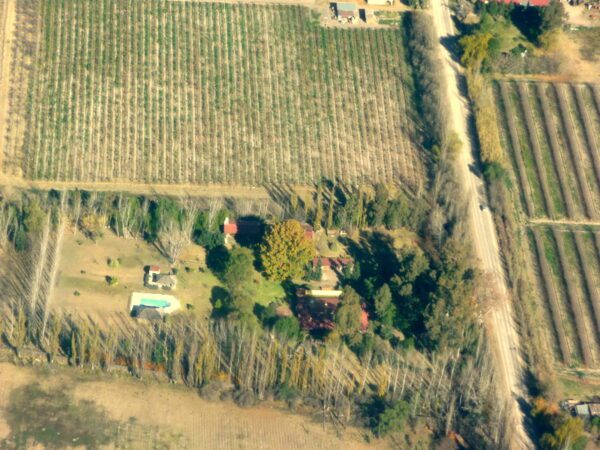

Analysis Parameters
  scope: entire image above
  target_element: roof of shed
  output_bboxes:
[337,2,358,11]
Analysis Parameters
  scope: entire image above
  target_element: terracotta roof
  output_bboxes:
[223,220,263,235]
[223,222,238,234]
[295,297,368,332]
[302,223,315,240]
[149,265,161,272]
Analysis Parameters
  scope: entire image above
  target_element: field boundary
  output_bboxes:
[0,0,15,175]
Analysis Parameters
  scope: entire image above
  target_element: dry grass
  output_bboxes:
[0,363,388,449]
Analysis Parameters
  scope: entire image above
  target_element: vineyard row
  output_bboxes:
[495,81,600,220]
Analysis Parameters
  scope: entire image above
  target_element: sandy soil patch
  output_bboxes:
[564,1,600,27]
[0,363,389,449]
[0,0,15,173]
[0,363,34,440]
[73,378,386,450]
[556,31,600,83]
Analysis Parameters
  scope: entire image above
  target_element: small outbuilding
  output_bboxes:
[145,266,177,290]
[334,2,359,21]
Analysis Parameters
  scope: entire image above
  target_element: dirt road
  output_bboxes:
[428,1,533,448]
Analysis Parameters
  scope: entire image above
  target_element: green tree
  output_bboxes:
[335,287,363,339]
[424,239,477,350]
[260,220,314,281]
[459,32,492,71]
[273,316,303,341]
[23,200,46,234]
[223,246,256,313]
[540,0,565,35]
[314,183,323,230]
[367,184,389,227]
[541,417,587,450]
[375,400,410,437]
[374,284,396,339]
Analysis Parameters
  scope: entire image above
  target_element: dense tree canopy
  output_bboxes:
[260,220,314,281]
[335,287,364,340]
[222,246,256,317]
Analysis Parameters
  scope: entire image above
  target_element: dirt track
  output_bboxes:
[0,174,271,199]
[0,0,15,173]
[428,1,533,448]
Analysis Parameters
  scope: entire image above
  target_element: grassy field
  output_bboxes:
[53,230,285,323]
[4,0,424,189]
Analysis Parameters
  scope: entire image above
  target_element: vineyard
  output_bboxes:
[494,81,600,220]
[4,0,425,188]
[527,226,600,368]
[494,80,600,368]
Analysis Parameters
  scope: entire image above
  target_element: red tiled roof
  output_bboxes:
[296,297,368,332]
[360,310,369,332]
[223,222,238,235]
[528,0,550,6]
[149,265,161,272]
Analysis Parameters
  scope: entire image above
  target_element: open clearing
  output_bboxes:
[1,0,424,189]
[0,363,387,449]
[53,229,285,324]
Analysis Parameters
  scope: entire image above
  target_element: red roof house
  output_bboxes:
[296,293,369,332]
[312,257,353,268]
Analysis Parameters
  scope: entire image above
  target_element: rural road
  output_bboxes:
[429,1,534,448]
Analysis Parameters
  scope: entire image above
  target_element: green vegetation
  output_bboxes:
[405,13,449,151]
[2,383,118,449]
[531,397,588,450]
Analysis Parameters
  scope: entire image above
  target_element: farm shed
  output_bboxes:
[335,2,358,20]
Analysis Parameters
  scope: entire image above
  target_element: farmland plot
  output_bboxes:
[495,81,600,220]
[5,0,425,189]
[527,227,600,367]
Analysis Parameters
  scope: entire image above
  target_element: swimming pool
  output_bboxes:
[140,298,170,308]
[130,292,181,315]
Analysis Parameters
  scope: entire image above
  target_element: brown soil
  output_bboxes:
[0,363,389,449]
[0,175,272,200]
[0,363,33,441]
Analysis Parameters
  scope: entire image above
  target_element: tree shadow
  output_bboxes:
[206,245,229,278]
[510,6,542,44]
[210,286,230,319]
[341,231,400,299]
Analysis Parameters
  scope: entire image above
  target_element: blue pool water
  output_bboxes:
[140,298,170,308]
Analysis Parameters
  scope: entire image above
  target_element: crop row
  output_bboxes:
[527,227,600,367]
[18,0,424,188]
[495,81,600,220]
